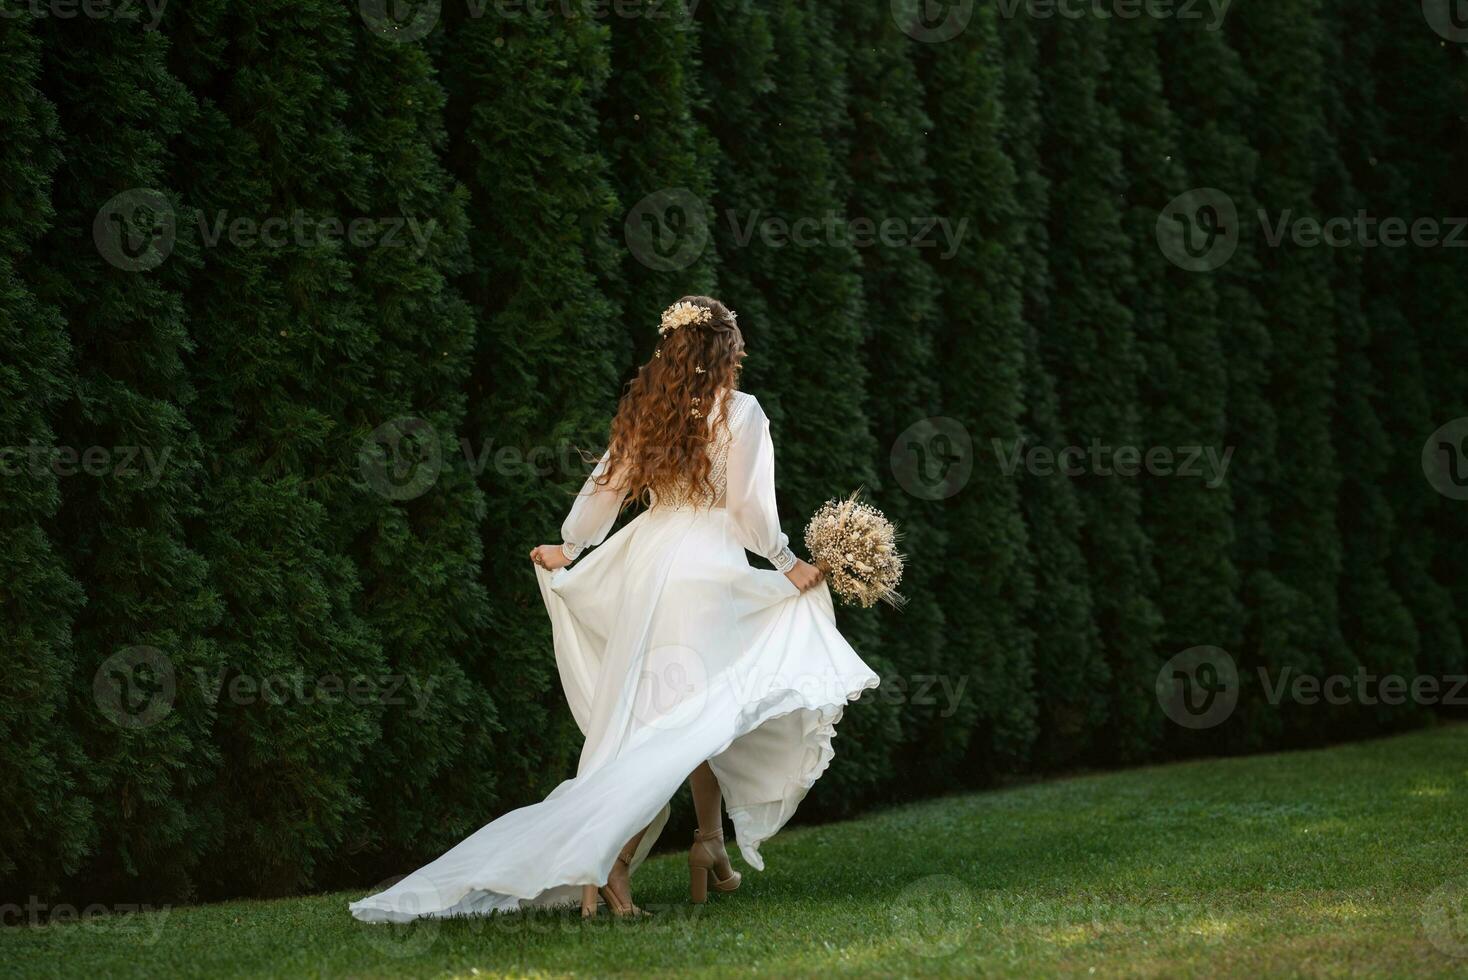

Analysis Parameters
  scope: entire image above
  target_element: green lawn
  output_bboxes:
[7,725,1468,978]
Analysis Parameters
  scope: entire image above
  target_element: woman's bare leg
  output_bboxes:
[689,761,723,836]
[602,825,648,910]
[687,761,741,900]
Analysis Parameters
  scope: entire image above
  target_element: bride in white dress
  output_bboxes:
[351,296,879,922]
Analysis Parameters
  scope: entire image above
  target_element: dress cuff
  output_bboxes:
[560,542,582,561]
[771,546,797,573]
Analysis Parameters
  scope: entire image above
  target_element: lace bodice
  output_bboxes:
[653,389,756,509]
[558,390,796,571]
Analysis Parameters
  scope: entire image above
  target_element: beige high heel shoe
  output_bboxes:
[688,827,741,903]
[582,840,648,918]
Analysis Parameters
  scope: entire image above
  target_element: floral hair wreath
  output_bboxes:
[657,301,737,336]
[658,301,711,335]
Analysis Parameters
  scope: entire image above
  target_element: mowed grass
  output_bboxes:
[7,725,1468,978]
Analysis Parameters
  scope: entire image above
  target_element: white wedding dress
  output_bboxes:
[351,389,879,923]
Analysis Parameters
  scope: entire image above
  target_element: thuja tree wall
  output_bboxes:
[0,6,89,892]
[1,0,1464,902]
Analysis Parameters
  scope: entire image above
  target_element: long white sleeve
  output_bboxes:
[725,396,798,573]
[559,452,627,560]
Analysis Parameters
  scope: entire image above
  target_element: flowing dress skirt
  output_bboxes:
[350,504,878,923]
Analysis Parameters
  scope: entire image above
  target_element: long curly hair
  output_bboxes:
[599,296,745,506]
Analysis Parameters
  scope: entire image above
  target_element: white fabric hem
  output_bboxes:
[722,674,878,870]
[347,672,877,923]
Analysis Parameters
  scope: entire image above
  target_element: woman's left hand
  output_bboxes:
[529,544,573,571]
[784,558,824,593]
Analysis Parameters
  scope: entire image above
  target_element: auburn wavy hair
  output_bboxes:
[598,296,745,506]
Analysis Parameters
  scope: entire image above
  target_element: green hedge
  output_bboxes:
[1,0,1464,903]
